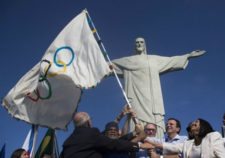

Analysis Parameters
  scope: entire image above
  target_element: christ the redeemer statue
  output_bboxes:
[111,37,205,138]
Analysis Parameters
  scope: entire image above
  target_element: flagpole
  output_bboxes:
[54,131,60,158]
[30,125,38,158]
[84,9,138,124]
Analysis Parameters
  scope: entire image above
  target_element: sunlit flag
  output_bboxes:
[2,10,110,129]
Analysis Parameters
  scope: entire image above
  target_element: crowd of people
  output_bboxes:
[10,108,225,158]
[59,108,225,158]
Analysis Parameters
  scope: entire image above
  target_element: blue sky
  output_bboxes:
[1,0,225,157]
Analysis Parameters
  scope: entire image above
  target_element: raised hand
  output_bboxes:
[188,50,206,58]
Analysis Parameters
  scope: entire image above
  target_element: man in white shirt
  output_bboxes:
[163,118,187,157]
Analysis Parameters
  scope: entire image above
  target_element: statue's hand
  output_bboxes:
[188,50,206,58]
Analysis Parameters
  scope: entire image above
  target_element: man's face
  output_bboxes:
[166,120,180,135]
[105,127,120,139]
[144,124,157,137]
[135,38,146,54]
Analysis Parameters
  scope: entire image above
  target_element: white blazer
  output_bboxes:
[163,132,225,158]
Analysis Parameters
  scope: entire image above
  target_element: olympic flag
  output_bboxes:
[2,10,111,129]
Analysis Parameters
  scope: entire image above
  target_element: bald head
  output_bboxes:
[73,112,91,127]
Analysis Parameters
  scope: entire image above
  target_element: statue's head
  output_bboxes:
[135,37,147,55]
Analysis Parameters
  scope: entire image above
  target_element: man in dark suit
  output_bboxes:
[60,112,153,158]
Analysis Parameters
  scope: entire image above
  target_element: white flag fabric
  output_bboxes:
[2,10,110,129]
[22,125,38,158]
[22,126,34,152]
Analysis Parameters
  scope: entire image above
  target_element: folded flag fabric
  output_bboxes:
[2,10,110,129]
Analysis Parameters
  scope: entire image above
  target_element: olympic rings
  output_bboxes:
[38,76,52,100]
[53,46,75,67]
[26,90,39,102]
[26,46,75,102]
[39,59,51,82]
[47,60,67,78]
[26,59,52,102]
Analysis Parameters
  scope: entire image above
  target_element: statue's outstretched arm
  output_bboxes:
[188,50,206,59]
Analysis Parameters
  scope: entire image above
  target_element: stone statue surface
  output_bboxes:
[111,37,205,138]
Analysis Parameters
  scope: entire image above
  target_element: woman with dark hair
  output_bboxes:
[147,118,225,158]
[11,148,29,158]
[186,122,194,140]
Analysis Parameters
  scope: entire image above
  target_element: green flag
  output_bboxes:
[35,129,55,158]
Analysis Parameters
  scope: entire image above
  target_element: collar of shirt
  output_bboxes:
[164,134,187,143]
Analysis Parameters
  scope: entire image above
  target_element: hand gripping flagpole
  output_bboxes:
[84,9,139,124]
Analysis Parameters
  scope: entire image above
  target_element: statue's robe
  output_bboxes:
[112,53,189,138]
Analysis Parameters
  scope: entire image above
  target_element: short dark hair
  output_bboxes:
[167,118,181,134]
[104,121,119,132]
[11,148,26,158]
[198,118,214,138]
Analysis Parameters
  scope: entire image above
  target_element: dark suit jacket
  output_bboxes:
[60,127,139,158]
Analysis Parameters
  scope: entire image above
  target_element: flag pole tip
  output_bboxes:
[83,9,88,13]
